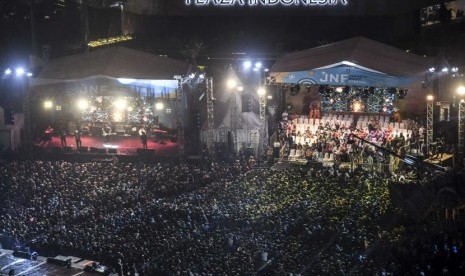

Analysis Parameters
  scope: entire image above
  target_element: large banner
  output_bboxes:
[270,64,419,88]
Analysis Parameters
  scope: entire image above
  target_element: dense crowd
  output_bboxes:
[0,159,463,275]
[276,115,450,166]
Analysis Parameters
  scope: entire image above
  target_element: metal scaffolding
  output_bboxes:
[426,100,433,155]
[459,100,465,157]
[259,93,267,156]
[206,77,215,154]
[175,78,185,157]
[230,90,239,154]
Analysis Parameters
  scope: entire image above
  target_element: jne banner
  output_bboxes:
[271,65,419,88]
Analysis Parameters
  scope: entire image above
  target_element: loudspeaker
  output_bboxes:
[47,257,72,267]
[13,251,30,259]
[108,148,117,154]
[90,147,99,153]
[64,146,72,152]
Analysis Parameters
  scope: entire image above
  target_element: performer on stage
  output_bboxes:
[43,126,53,142]
[140,130,148,149]
[103,124,111,143]
[74,130,82,149]
[60,129,67,147]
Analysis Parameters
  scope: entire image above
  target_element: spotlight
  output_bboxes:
[4,68,12,75]
[452,67,459,73]
[114,99,127,110]
[113,111,123,122]
[127,106,134,112]
[267,95,273,100]
[77,99,89,110]
[255,62,262,69]
[264,68,269,72]
[426,95,434,101]
[43,100,53,109]
[227,79,237,89]
[457,85,465,96]
[442,67,449,73]
[155,102,164,110]
[237,86,244,92]
[243,61,252,69]
[257,87,266,96]
[335,87,343,93]
[15,67,25,77]
[428,67,435,73]
[26,72,33,77]
[198,74,205,79]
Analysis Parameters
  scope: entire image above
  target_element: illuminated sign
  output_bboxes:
[185,0,348,7]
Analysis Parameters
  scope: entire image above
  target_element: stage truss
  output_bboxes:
[426,100,434,154]
[459,100,465,157]
[206,77,215,154]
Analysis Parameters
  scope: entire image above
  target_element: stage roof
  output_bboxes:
[270,36,433,79]
[38,47,191,80]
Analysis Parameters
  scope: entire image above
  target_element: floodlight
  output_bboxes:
[457,85,465,96]
[255,62,262,68]
[243,61,252,69]
[15,67,25,77]
[227,79,237,89]
[113,111,123,122]
[257,87,266,96]
[155,102,164,110]
[237,86,244,92]
[428,67,435,73]
[4,68,12,75]
[114,99,127,110]
[77,99,89,110]
[442,67,449,73]
[426,95,434,101]
[43,100,53,109]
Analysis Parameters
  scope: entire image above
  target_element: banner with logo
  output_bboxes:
[270,65,419,88]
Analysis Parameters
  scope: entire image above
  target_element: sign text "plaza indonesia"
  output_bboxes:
[185,0,348,7]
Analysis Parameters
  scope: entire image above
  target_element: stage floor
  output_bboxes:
[36,134,178,156]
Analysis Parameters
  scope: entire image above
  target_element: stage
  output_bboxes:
[35,134,178,156]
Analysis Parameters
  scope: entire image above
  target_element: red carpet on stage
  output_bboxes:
[36,135,178,156]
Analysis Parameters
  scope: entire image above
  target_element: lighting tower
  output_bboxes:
[426,95,434,155]
[457,86,465,158]
[206,77,215,155]
[258,87,267,156]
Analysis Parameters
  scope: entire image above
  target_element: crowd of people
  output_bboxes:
[0,157,463,275]
[275,114,452,170]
